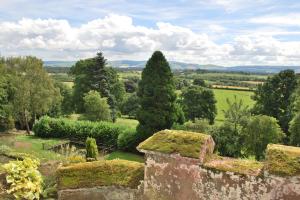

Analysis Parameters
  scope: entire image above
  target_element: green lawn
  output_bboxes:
[0,135,67,161]
[213,89,255,122]
[105,151,144,163]
[115,117,139,129]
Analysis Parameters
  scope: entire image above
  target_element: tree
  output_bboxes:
[121,93,140,119]
[136,51,177,139]
[252,70,297,137]
[6,57,60,134]
[210,96,250,158]
[210,122,243,158]
[223,96,250,129]
[70,52,122,122]
[193,78,206,87]
[289,113,300,146]
[0,61,14,131]
[83,90,111,121]
[243,115,284,160]
[290,82,300,146]
[54,82,74,115]
[182,86,217,124]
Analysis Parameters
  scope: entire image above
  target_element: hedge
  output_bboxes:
[33,116,136,150]
[57,160,144,189]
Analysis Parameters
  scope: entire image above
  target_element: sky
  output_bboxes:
[0,0,300,66]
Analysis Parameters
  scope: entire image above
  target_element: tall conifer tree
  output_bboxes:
[137,51,176,139]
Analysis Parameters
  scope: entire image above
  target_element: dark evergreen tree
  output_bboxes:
[136,51,177,139]
[70,52,123,121]
[252,70,297,141]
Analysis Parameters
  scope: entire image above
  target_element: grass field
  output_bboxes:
[115,117,139,129]
[0,134,66,161]
[213,89,255,122]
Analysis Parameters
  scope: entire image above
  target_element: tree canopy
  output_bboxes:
[252,70,297,139]
[182,86,217,124]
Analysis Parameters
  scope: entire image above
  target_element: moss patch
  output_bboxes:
[137,130,210,159]
[204,155,263,176]
[57,160,144,190]
[265,144,300,176]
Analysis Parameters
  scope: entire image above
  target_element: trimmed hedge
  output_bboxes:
[57,160,144,189]
[33,116,136,150]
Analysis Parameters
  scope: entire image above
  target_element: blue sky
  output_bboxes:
[0,0,300,66]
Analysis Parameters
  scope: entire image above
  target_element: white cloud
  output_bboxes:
[250,13,300,26]
[0,14,299,66]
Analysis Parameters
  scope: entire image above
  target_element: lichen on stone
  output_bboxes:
[265,144,300,176]
[57,160,144,190]
[137,129,211,159]
[204,155,263,176]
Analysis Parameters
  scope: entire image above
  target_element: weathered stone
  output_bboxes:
[137,129,215,162]
[58,186,140,200]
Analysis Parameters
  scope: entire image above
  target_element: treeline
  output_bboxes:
[1,51,300,160]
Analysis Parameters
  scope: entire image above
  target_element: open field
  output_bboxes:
[213,89,255,122]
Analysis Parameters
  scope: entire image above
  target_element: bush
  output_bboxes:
[86,137,98,160]
[3,158,43,200]
[117,129,141,152]
[173,119,210,133]
[33,116,137,150]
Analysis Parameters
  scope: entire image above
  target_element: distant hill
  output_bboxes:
[44,60,299,73]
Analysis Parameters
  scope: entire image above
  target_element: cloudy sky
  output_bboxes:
[0,0,300,66]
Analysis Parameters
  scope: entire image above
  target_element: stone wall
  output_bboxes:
[57,130,300,200]
[141,151,300,200]
[138,130,300,200]
[58,186,142,200]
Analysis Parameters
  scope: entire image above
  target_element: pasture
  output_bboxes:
[213,89,255,122]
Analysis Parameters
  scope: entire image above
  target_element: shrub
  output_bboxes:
[117,129,141,152]
[3,158,43,200]
[83,90,111,121]
[86,137,98,160]
[173,119,210,133]
[33,116,136,150]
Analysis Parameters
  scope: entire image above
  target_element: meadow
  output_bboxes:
[213,89,255,122]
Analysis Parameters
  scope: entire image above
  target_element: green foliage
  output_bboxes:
[83,90,111,121]
[55,82,74,115]
[121,93,140,119]
[182,85,217,124]
[3,158,43,200]
[243,115,284,160]
[33,116,136,150]
[289,113,300,146]
[57,160,144,189]
[137,51,177,139]
[210,122,244,158]
[117,129,140,152]
[137,130,210,159]
[85,137,98,160]
[193,78,206,87]
[0,63,14,131]
[173,119,210,133]
[252,70,297,136]
[223,96,249,126]
[2,56,61,133]
[70,52,122,117]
